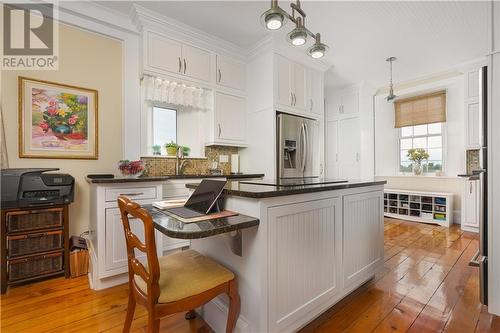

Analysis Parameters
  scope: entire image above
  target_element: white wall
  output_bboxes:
[374,75,465,177]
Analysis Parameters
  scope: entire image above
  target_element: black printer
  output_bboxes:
[1,168,75,208]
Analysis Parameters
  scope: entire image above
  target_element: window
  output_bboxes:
[399,123,443,173]
[152,106,177,147]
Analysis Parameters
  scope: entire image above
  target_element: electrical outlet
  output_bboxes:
[219,155,229,163]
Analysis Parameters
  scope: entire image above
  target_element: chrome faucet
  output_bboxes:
[175,147,189,175]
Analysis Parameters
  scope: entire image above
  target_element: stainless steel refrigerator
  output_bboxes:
[276,113,318,179]
[469,65,488,305]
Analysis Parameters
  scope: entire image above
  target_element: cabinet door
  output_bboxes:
[215,92,246,142]
[105,208,147,272]
[182,44,211,82]
[292,63,307,111]
[276,55,292,107]
[338,117,360,179]
[466,70,479,100]
[326,120,339,178]
[343,190,383,288]
[308,69,324,116]
[463,180,480,228]
[216,55,246,91]
[268,197,341,332]
[147,32,183,74]
[341,89,359,115]
[466,102,480,148]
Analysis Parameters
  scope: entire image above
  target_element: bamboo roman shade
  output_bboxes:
[394,91,446,128]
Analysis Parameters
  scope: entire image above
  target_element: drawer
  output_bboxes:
[7,231,63,258]
[8,251,63,282]
[105,186,157,202]
[6,208,63,233]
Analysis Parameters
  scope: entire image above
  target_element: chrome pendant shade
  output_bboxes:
[386,57,397,102]
[261,0,329,59]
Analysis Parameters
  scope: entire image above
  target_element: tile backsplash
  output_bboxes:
[466,149,480,175]
[142,146,239,176]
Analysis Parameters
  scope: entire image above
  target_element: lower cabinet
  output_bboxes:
[343,190,384,288]
[268,197,342,332]
[462,179,480,232]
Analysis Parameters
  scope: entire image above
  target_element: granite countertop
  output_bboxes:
[85,173,264,184]
[186,179,387,199]
[143,205,259,239]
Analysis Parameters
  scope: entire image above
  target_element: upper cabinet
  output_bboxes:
[326,87,359,120]
[464,68,481,149]
[145,31,211,83]
[207,92,247,146]
[275,55,307,112]
[216,55,246,91]
[307,69,324,116]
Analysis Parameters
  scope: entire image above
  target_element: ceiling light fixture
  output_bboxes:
[386,57,397,102]
[260,0,329,59]
[307,33,328,59]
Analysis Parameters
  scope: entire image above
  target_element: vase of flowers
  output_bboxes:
[39,94,87,140]
[165,141,178,156]
[407,148,429,176]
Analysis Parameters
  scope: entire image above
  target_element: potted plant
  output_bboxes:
[152,145,161,155]
[165,141,178,156]
[407,148,429,175]
[182,146,190,157]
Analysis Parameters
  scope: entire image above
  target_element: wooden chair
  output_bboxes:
[117,196,240,333]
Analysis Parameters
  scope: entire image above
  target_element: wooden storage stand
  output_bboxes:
[384,189,453,227]
[0,205,70,294]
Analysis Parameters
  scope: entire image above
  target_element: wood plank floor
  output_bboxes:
[1,218,499,332]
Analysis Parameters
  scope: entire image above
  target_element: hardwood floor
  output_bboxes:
[1,218,499,332]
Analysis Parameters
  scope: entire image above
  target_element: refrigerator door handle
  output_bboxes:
[302,123,308,173]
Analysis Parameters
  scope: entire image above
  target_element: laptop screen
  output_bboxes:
[184,179,227,214]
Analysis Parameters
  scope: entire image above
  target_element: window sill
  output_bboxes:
[375,174,462,180]
[141,155,208,160]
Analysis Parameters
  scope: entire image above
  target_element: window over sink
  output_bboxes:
[152,106,177,147]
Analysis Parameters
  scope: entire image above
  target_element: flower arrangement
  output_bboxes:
[407,148,429,175]
[118,160,145,178]
[38,93,88,140]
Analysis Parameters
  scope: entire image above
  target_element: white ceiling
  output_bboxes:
[93,1,491,89]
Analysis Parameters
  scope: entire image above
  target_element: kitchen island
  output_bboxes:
[185,179,386,333]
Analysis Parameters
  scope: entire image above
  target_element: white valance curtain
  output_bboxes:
[141,75,211,110]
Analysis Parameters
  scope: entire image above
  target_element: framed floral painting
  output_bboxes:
[19,77,98,159]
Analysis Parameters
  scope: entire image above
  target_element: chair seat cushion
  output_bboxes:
[134,249,235,303]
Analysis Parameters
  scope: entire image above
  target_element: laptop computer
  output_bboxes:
[166,179,227,219]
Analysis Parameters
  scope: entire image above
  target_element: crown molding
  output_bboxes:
[131,4,247,61]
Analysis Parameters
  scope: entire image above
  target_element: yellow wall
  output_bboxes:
[1,23,123,235]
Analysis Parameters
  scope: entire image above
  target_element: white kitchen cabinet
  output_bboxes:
[268,197,342,332]
[466,70,480,100]
[212,92,246,144]
[466,102,481,148]
[182,44,211,82]
[462,179,480,232]
[343,190,383,288]
[326,117,361,179]
[144,31,211,83]
[216,54,246,91]
[307,69,324,116]
[275,55,307,112]
[87,182,187,290]
[327,87,359,119]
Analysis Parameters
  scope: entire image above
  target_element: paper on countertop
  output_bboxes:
[152,199,187,210]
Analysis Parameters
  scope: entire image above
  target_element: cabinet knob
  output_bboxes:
[218,69,222,83]
[218,124,221,138]
[178,57,182,73]
[183,59,187,74]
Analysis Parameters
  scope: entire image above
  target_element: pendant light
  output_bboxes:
[260,0,329,59]
[386,57,397,102]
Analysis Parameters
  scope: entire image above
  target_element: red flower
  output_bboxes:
[47,107,58,116]
[68,114,79,125]
[39,121,49,132]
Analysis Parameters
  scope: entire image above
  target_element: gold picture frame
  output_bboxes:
[18,76,98,159]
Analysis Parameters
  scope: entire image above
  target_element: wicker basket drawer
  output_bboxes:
[7,231,63,258]
[6,208,63,233]
[8,252,63,282]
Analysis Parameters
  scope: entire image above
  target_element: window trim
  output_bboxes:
[397,123,447,176]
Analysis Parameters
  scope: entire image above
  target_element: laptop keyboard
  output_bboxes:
[167,207,205,219]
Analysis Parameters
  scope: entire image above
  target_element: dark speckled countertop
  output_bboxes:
[185,179,387,199]
[85,173,264,184]
[143,205,259,239]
